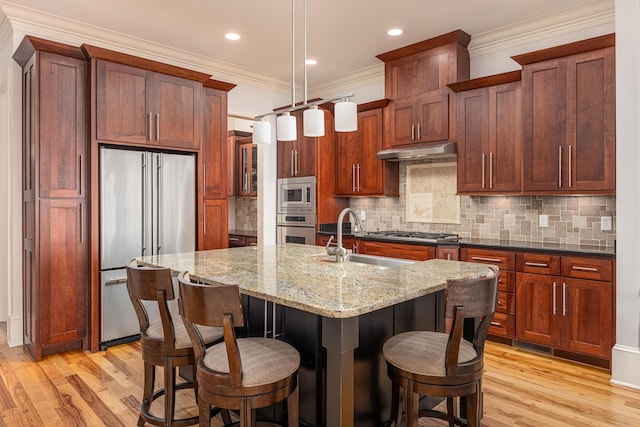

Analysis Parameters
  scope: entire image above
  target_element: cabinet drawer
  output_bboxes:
[496,291,515,315]
[517,252,560,275]
[461,248,515,270]
[246,237,258,246]
[489,312,515,338]
[561,256,612,281]
[498,271,515,293]
[359,240,435,261]
[228,235,247,247]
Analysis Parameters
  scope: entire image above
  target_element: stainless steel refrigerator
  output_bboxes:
[99,147,196,348]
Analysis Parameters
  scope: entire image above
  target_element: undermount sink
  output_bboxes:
[345,253,415,267]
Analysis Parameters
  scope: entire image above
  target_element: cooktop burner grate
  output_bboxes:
[365,231,459,243]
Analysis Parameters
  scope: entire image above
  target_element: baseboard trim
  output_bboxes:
[611,344,640,389]
[6,315,23,347]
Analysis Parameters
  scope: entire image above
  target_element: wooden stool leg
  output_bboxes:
[239,400,251,427]
[287,382,299,427]
[165,364,176,425]
[466,384,480,427]
[447,397,456,427]
[192,364,199,403]
[221,410,232,425]
[389,381,400,426]
[404,382,419,427]
[199,400,210,427]
[140,362,155,425]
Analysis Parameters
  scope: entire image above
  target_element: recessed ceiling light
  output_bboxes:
[387,28,404,37]
[225,33,241,41]
[305,59,317,65]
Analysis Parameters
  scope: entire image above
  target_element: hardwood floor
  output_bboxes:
[0,323,638,426]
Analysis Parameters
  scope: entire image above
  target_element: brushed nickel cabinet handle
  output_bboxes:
[148,112,152,140]
[352,164,356,192]
[571,266,598,272]
[203,202,207,235]
[291,150,295,176]
[489,152,494,189]
[356,164,361,192]
[558,145,563,187]
[417,124,421,140]
[79,154,84,197]
[411,124,415,140]
[553,282,557,315]
[490,321,501,326]
[155,113,160,141]
[447,253,451,260]
[525,262,549,267]
[228,237,240,241]
[568,145,572,188]
[563,282,567,316]
[471,256,501,263]
[481,153,486,189]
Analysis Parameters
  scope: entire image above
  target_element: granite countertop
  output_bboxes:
[137,244,490,319]
[459,238,616,257]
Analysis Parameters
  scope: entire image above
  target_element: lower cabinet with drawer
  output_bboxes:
[228,233,258,247]
[516,253,613,359]
[358,240,435,261]
[460,248,516,338]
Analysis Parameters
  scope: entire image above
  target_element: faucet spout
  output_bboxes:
[326,207,364,263]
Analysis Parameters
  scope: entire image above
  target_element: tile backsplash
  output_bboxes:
[234,197,258,232]
[349,162,616,247]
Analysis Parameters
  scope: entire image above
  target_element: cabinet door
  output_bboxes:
[238,141,257,197]
[387,48,449,100]
[389,99,415,147]
[277,139,296,178]
[201,198,228,250]
[457,88,489,193]
[522,59,567,192]
[38,199,87,349]
[562,278,612,358]
[516,273,560,347]
[359,240,434,261]
[358,108,385,195]
[415,92,449,143]
[435,247,459,260]
[567,48,615,192]
[294,111,316,178]
[490,82,522,192]
[39,52,87,198]
[202,88,227,198]
[154,73,202,149]
[96,60,151,144]
[335,122,360,195]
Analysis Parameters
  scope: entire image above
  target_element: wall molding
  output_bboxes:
[611,344,640,390]
[0,8,12,49]
[0,0,615,98]
[6,314,22,347]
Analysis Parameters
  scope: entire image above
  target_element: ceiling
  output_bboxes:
[3,0,602,88]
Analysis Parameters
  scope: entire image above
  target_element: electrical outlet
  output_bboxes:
[360,210,366,221]
[601,216,612,231]
[539,215,548,227]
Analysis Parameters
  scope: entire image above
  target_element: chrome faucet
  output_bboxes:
[326,208,364,263]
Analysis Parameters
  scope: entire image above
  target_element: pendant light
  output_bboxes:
[276,0,298,142]
[252,117,271,145]
[334,98,358,132]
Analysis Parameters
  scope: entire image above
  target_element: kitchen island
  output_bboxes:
[138,244,491,427]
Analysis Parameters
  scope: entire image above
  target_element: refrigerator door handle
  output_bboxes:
[104,278,128,286]
[141,153,148,256]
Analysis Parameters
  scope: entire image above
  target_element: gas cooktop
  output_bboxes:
[364,231,459,243]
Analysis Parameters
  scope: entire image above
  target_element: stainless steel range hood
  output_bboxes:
[377,142,457,161]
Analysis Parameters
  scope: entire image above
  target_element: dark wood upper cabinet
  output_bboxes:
[514,34,615,194]
[277,110,317,178]
[450,71,522,194]
[95,60,202,150]
[335,100,398,196]
[202,87,228,199]
[377,30,471,148]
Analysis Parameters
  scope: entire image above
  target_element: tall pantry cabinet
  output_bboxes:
[14,37,89,361]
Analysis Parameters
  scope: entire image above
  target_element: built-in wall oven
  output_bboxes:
[276,176,316,245]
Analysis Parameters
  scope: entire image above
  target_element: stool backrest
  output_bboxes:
[125,259,176,346]
[443,266,499,375]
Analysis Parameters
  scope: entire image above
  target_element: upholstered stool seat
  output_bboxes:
[178,272,300,427]
[383,266,499,427]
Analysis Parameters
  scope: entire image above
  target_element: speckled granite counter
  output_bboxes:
[137,243,490,319]
[460,238,615,257]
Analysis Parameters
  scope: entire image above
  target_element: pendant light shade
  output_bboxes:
[303,105,325,137]
[277,112,297,141]
[334,99,358,132]
[252,118,271,145]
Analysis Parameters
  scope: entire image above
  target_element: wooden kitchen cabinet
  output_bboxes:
[516,253,613,359]
[227,130,252,196]
[376,30,470,148]
[513,34,615,194]
[201,198,228,250]
[461,247,516,338]
[277,109,317,178]
[449,72,522,194]
[358,240,435,261]
[435,246,459,261]
[94,59,203,150]
[14,37,89,361]
[238,138,258,197]
[202,86,228,199]
[317,235,357,253]
[335,100,398,196]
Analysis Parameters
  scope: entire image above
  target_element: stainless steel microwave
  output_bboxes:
[277,176,316,214]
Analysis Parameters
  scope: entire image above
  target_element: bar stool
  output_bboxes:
[125,260,227,426]
[177,272,300,427]
[382,266,499,427]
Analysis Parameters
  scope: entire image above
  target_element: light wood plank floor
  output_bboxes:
[0,324,638,426]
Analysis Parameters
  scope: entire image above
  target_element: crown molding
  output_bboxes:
[0,1,291,94]
[468,0,615,57]
[310,63,385,99]
[0,7,12,49]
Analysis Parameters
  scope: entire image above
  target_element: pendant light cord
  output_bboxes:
[291,0,296,109]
